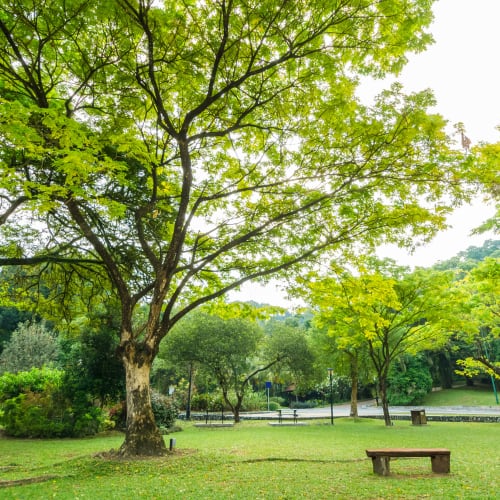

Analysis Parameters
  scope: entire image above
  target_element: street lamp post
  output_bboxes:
[328,368,334,425]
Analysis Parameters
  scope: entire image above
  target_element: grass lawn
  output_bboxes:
[423,384,499,407]
[0,418,498,499]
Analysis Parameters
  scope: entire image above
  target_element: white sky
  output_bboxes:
[368,0,498,267]
[230,0,499,306]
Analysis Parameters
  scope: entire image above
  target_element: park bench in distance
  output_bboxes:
[365,448,451,476]
[277,409,299,424]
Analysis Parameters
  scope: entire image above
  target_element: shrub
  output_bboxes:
[109,393,179,431]
[387,356,433,405]
[270,396,286,407]
[240,391,267,411]
[190,393,223,411]
[268,401,280,411]
[0,368,103,437]
[0,366,62,401]
[151,391,179,429]
[290,400,318,409]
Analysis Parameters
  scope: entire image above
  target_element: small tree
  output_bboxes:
[305,262,458,425]
[309,321,373,417]
[163,312,264,422]
[0,321,59,374]
[163,311,314,422]
[262,318,318,399]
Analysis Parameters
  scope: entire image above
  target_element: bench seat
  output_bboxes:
[277,409,299,424]
[366,448,450,476]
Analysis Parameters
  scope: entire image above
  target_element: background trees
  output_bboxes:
[58,306,126,408]
[0,321,59,374]
[0,0,483,454]
[162,311,315,422]
[0,240,497,437]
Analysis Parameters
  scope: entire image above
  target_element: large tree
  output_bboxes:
[0,1,478,455]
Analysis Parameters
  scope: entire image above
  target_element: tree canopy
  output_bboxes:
[0,0,484,455]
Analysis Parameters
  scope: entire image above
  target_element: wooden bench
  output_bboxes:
[277,409,299,424]
[366,448,450,476]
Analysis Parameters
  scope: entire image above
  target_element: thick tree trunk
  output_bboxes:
[118,357,166,456]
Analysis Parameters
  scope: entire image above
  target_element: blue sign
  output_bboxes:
[265,381,272,388]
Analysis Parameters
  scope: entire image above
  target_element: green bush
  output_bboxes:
[190,393,211,411]
[270,396,286,406]
[240,391,267,411]
[108,393,179,431]
[0,368,103,437]
[151,391,179,429]
[387,356,433,405]
[268,401,280,411]
[290,400,318,409]
[0,367,62,400]
[190,392,225,411]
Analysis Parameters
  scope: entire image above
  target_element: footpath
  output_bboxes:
[239,400,500,423]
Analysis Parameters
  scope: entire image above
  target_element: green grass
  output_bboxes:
[1,419,499,499]
[422,384,499,407]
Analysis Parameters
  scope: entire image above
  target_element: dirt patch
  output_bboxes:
[93,448,198,461]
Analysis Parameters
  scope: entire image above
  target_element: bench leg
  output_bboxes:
[431,455,450,473]
[371,456,390,476]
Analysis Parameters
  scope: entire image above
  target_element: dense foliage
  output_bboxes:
[0,367,103,437]
[387,355,433,405]
[59,311,126,407]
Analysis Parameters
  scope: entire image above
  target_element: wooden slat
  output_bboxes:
[366,448,450,458]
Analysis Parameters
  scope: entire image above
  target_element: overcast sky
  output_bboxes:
[231,0,499,306]
[370,0,498,267]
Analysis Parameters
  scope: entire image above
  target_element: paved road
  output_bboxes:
[240,400,500,420]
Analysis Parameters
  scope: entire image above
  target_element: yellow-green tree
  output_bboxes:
[307,263,458,425]
[455,257,500,379]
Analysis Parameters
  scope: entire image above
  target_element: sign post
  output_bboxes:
[265,381,272,411]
